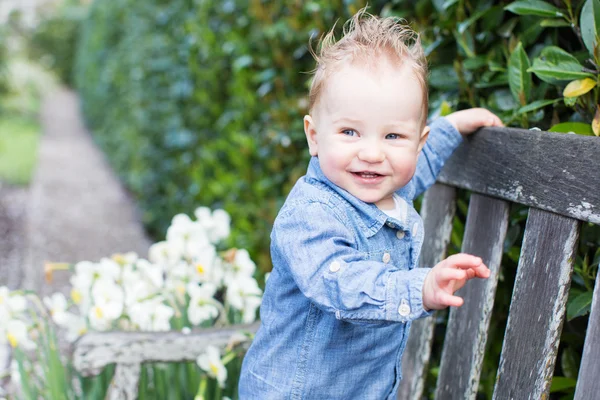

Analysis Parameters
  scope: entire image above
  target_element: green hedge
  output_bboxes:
[75,1,598,397]
[27,3,87,87]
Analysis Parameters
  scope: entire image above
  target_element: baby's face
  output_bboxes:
[304,60,429,210]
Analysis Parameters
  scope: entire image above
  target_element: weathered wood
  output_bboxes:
[435,194,509,400]
[107,363,141,400]
[398,183,456,400]
[493,208,579,399]
[574,265,600,400]
[438,127,600,225]
[73,323,259,376]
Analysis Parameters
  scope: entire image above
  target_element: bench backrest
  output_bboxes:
[72,127,600,399]
[398,126,600,399]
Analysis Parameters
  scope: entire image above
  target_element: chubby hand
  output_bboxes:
[422,253,490,310]
[445,108,503,136]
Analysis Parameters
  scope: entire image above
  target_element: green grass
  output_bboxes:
[0,113,40,185]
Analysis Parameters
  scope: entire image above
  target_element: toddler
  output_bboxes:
[239,8,502,399]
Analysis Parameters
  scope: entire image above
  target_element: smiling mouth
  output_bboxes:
[352,171,384,179]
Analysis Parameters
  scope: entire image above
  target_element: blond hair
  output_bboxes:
[308,8,428,125]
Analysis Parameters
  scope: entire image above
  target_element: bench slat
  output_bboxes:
[574,266,600,400]
[398,183,456,400]
[438,127,600,225]
[73,323,259,376]
[493,208,579,399]
[435,194,509,400]
[107,363,141,400]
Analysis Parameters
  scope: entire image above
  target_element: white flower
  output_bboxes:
[223,249,256,285]
[226,276,262,323]
[0,287,26,322]
[3,320,36,350]
[187,283,219,326]
[194,207,231,244]
[62,313,87,342]
[149,240,185,266]
[197,345,227,388]
[190,246,222,285]
[128,298,174,331]
[88,279,124,330]
[43,293,69,326]
[167,214,211,257]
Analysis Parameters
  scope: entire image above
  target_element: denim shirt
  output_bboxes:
[239,118,462,399]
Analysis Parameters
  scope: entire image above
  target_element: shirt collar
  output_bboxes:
[305,157,412,237]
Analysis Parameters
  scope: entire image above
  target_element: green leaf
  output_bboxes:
[567,291,593,320]
[561,347,580,380]
[508,42,532,105]
[580,0,600,56]
[527,46,594,83]
[504,0,564,18]
[457,9,490,34]
[550,376,577,392]
[540,18,571,27]
[517,99,559,114]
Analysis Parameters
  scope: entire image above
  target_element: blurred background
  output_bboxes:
[0,0,598,398]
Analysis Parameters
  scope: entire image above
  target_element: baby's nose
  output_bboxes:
[357,140,385,163]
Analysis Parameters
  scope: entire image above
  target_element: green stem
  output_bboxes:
[195,377,208,400]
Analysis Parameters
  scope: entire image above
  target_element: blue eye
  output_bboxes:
[386,133,400,139]
[342,129,357,137]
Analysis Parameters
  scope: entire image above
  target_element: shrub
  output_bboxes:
[27,3,87,87]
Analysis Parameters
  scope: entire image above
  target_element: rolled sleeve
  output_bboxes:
[412,117,463,197]
[273,201,431,324]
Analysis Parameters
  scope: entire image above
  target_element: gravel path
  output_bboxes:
[21,87,152,296]
[1,86,153,391]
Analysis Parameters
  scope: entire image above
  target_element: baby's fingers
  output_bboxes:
[436,291,464,308]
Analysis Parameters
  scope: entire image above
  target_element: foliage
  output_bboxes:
[0,28,9,104]
[1,207,260,399]
[27,3,87,87]
[73,0,599,398]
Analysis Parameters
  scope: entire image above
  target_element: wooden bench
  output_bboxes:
[73,126,600,399]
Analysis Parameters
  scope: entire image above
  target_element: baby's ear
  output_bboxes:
[417,125,430,153]
[304,115,319,156]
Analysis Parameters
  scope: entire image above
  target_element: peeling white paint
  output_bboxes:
[567,201,599,223]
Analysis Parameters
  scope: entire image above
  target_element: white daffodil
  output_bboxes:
[88,279,124,330]
[43,292,69,326]
[196,345,227,388]
[111,252,139,267]
[194,207,231,244]
[187,282,219,326]
[223,249,257,286]
[226,276,262,323]
[63,313,88,342]
[190,246,222,285]
[136,259,165,289]
[149,240,185,266]
[4,320,36,350]
[129,298,174,331]
[0,287,26,322]
[167,214,211,256]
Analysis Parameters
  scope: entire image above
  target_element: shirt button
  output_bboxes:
[386,221,395,228]
[382,253,391,263]
[398,303,411,317]
[412,222,419,236]
[329,261,341,272]
[396,230,405,239]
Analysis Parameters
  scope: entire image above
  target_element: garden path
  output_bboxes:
[1,86,152,392]
[22,87,152,297]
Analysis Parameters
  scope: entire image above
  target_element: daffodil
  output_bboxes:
[43,293,69,325]
[196,345,227,388]
[226,276,262,323]
[3,320,36,350]
[187,283,219,326]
